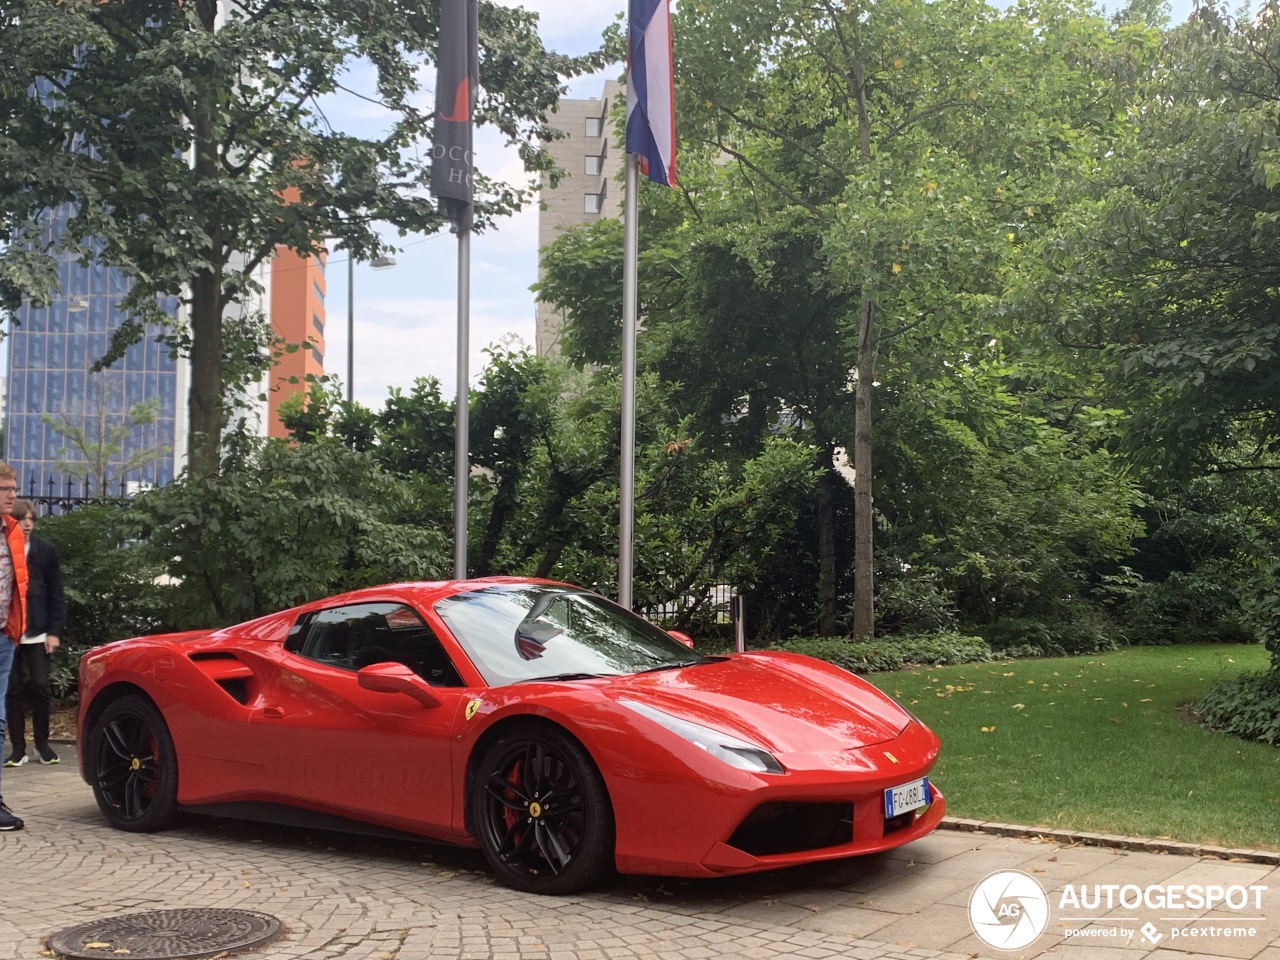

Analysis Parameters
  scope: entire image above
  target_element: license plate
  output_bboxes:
[884,777,931,818]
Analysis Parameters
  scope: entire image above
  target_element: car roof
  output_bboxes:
[209,578,577,641]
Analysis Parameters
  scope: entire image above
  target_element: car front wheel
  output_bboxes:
[472,725,615,894]
[88,694,179,832]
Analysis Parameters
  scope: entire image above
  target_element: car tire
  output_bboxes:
[88,694,180,832]
[472,724,615,895]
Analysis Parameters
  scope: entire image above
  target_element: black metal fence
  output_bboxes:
[24,475,131,516]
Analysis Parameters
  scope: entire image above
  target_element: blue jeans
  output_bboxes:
[0,639,13,803]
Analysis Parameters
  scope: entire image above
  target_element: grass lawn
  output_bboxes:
[865,643,1280,851]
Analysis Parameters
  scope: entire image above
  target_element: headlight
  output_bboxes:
[620,699,785,774]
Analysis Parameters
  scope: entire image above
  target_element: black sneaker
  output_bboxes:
[3,751,26,768]
[35,744,59,765]
[0,803,23,831]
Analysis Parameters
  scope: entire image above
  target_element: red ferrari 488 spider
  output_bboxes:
[78,578,944,893]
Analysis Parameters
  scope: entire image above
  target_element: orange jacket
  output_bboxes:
[3,514,28,643]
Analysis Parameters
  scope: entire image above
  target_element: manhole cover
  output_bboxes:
[47,908,282,960]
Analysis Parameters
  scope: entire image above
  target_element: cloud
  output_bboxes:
[347,291,534,408]
[516,0,621,51]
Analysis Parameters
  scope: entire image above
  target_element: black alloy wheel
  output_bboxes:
[89,694,179,832]
[473,725,614,894]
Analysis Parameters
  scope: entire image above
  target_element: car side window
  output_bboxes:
[288,602,465,688]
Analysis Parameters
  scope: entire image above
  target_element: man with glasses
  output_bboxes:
[0,464,29,831]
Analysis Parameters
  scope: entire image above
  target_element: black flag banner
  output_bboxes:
[432,0,478,233]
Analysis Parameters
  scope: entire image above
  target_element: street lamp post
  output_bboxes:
[339,249,396,403]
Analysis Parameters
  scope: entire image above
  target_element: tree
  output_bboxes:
[122,436,450,627]
[874,354,1143,628]
[1034,3,1280,481]
[1029,2,1280,674]
[0,0,603,476]
[41,373,171,492]
[279,349,822,631]
[541,0,1150,637]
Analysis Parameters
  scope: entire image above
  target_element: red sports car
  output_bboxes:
[78,578,945,893]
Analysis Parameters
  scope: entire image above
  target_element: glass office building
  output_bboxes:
[4,205,184,497]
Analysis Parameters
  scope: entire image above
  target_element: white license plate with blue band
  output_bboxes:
[884,777,931,818]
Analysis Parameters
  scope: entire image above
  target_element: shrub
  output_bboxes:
[1113,567,1257,645]
[120,438,450,629]
[770,632,991,674]
[1192,673,1280,747]
[876,571,960,634]
[37,505,173,698]
[978,614,1120,656]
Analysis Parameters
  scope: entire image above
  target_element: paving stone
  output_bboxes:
[6,745,1279,960]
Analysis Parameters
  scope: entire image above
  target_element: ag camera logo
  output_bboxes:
[969,870,1050,950]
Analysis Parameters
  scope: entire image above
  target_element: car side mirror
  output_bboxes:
[357,661,441,707]
[668,630,694,650]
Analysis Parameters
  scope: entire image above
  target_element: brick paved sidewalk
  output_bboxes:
[4,746,1278,960]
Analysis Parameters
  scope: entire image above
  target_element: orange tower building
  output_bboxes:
[268,218,328,439]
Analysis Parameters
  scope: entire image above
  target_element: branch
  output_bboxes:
[712,102,848,180]
[880,311,935,342]
[222,74,320,172]
[706,139,831,223]
[1206,462,1280,474]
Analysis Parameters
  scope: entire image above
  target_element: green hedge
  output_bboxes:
[1192,673,1280,747]
[768,632,991,674]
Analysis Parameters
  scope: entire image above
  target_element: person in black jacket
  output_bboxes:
[4,500,66,767]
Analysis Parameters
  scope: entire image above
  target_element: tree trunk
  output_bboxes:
[853,297,877,640]
[187,29,224,479]
[187,267,224,478]
[816,448,838,636]
[850,45,876,640]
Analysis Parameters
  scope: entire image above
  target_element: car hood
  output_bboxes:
[603,653,910,754]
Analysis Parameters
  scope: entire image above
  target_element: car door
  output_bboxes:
[248,601,471,838]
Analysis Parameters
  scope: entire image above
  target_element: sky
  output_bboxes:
[326,0,623,410]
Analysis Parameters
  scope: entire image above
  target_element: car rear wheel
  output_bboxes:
[472,725,615,894]
[88,694,179,832]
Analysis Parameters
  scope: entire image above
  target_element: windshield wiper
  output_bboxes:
[636,659,705,674]
[517,672,613,683]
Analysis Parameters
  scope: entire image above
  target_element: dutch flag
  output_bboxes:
[626,0,676,187]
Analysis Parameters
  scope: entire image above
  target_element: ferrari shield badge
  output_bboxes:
[465,698,483,721]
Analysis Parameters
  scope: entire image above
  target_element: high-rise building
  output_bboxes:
[4,205,186,496]
[534,80,625,357]
[3,205,319,494]
[267,238,328,439]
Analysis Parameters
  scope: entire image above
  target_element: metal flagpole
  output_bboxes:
[346,255,355,403]
[619,153,640,610]
[454,230,470,579]
[433,0,477,580]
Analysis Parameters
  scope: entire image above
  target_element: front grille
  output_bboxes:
[727,801,853,857]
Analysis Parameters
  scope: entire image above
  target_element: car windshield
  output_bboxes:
[434,584,711,686]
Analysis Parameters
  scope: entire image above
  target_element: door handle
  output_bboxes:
[262,706,285,719]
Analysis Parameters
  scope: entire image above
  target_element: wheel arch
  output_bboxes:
[461,714,614,841]
[83,681,162,744]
